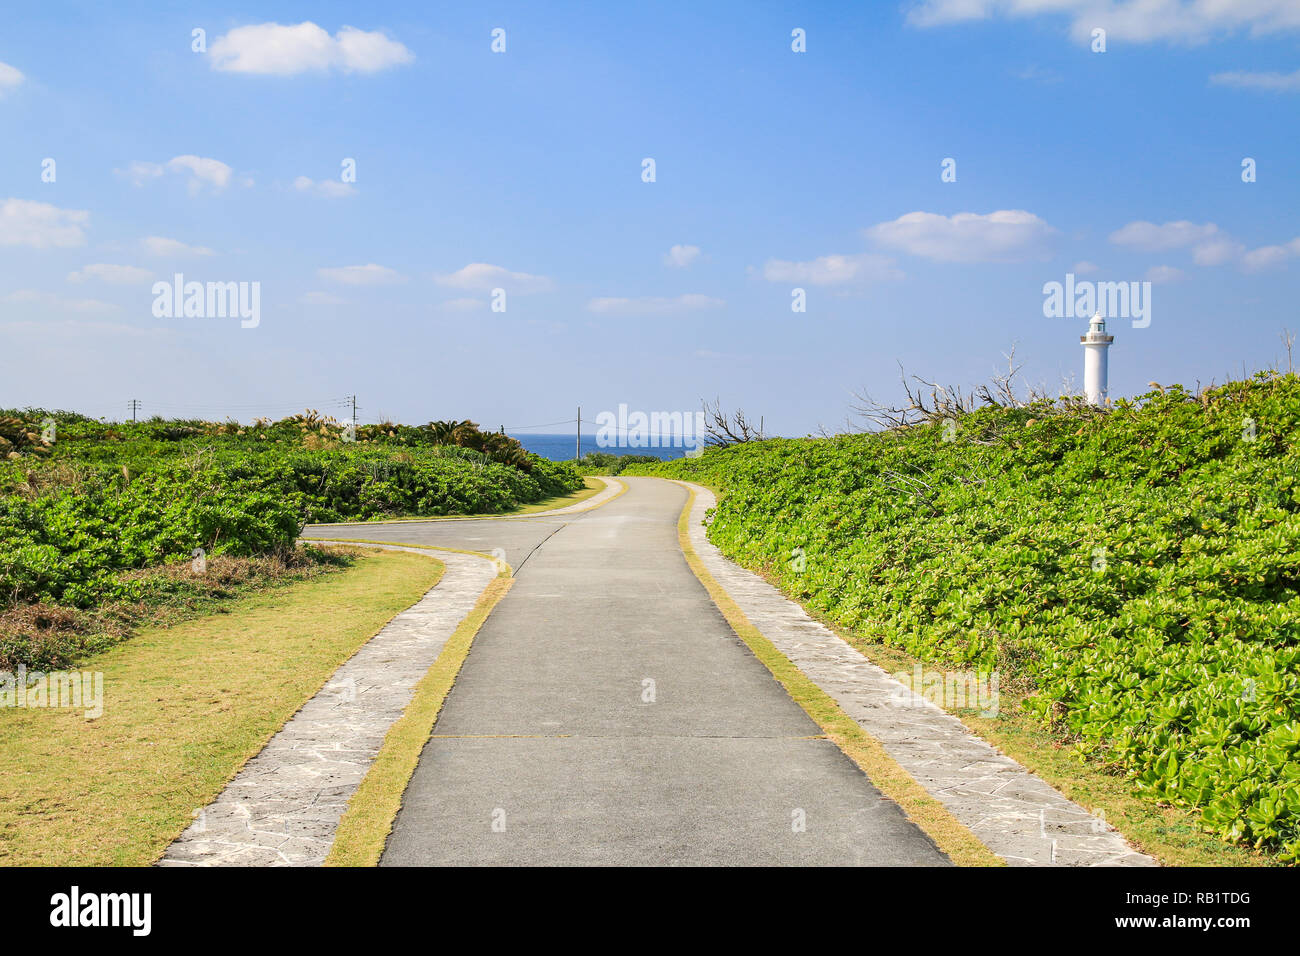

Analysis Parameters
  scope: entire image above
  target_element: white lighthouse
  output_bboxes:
[1081,312,1113,405]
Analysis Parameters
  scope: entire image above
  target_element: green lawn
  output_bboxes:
[0,547,442,866]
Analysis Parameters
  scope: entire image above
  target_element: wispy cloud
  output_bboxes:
[866,210,1056,263]
[586,294,724,315]
[0,60,24,95]
[67,264,153,284]
[664,244,701,268]
[293,176,355,198]
[142,236,215,257]
[5,289,117,313]
[1111,219,1300,271]
[1014,64,1061,83]
[760,253,902,284]
[1145,265,1185,284]
[434,263,552,293]
[0,198,89,249]
[318,264,404,285]
[1109,220,1220,252]
[906,0,1300,45]
[119,155,236,193]
[1210,69,1300,92]
[209,22,414,75]
[438,297,486,312]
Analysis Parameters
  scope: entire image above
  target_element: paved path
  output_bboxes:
[175,474,1152,866]
[375,477,948,866]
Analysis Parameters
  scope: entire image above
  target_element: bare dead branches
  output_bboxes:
[850,347,1069,433]
[701,397,763,447]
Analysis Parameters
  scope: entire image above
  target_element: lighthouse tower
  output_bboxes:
[1081,312,1114,405]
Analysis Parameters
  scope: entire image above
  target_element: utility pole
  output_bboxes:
[350,394,357,427]
[576,405,581,461]
[129,399,140,422]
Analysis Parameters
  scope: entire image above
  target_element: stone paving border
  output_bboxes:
[159,545,498,867]
[679,481,1156,868]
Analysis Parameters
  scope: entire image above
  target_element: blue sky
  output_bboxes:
[2,1,1298,436]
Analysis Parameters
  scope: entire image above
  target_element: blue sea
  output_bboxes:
[514,433,688,463]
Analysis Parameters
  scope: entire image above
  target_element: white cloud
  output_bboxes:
[142,236,215,257]
[318,264,403,285]
[1211,69,1300,92]
[0,198,89,248]
[1192,236,1246,266]
[121,161,165,185]
[293,176,356,198]
[67,264,153,284]
[760,253,903,284]
[586,294,725,315]
[1109,220,1220,251]
[1111,219,1300,271]
[1072,260,1099,274]
[434,263,552,293]
[167,155,233,192]
[1145,265,1185,284]
[906,1,1300,44]
[664,244,701,268]
[120,156,235,193]
[865,210,1056,262]
[5,289,117,314]
[209,22,414,75]
[1241,241,1300,272]
[1109,219,1245,265]
[0,61,24,94]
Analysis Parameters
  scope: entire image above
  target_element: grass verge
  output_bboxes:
[325,571,513,866]
[0,547,442,866]
[0,547,351,671]
[672,482,1002,867]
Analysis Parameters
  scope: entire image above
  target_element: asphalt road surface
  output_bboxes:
[305,477,949,866]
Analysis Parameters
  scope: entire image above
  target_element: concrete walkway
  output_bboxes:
[377,477,948,866]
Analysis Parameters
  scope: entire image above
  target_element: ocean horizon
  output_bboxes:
[513,433,689,463]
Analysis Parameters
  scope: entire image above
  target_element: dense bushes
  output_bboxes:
[636,373,1300,860]
[0,412,581,614]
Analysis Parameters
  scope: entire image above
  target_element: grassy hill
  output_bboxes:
[633,372,1300,861]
